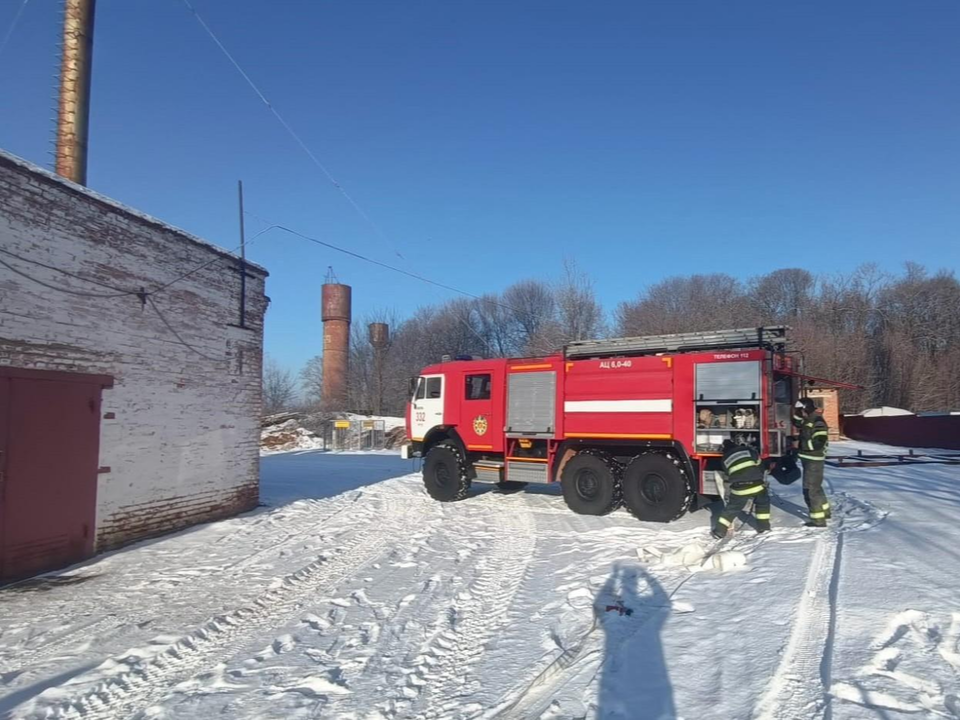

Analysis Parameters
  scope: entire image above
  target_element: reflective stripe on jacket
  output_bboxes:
[798,415,830,461]
[721,444,764,484]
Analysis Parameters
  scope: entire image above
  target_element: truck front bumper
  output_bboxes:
[401,442,423,460]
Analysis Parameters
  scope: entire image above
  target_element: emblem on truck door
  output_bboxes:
[473,415,489,436]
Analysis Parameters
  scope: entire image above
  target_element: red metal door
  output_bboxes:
[459,367,500,453]
[0,369,108,583]
[0,375,8,581]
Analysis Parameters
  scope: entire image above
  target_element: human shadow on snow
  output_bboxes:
[593,563,676,720]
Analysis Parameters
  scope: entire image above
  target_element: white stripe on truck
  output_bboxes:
[564,399,672,413]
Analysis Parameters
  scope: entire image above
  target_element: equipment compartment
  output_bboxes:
[695,402,761,452]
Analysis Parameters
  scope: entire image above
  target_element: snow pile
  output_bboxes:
[259,412,407,454]
[260,418,325,454]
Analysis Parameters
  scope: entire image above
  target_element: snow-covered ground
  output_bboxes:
[1,442,958,719]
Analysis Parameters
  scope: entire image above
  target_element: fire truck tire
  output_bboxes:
[423,442,472,502]
[621,453,693,523]
[560,451,621,516]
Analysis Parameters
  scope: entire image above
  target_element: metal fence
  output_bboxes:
[321,419,387,451]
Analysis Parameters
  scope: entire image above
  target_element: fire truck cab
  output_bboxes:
[403,326,802,522]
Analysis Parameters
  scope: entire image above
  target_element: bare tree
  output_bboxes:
[616,273,750,336]
[358,260,960,416]
[503,280,556,353]
[300,355,323,407]
[748,268,815,321]
[346,309,402,415]
[555,259,605,343]
[262,356,297,415]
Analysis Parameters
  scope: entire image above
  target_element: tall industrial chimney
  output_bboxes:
[56,0,96,185]
[369,322,390,416]
[321,268,351,410]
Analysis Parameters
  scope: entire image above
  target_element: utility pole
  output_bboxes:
[238,180,247,328]
[55,0,96,184]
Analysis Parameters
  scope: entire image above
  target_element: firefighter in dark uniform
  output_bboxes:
[793,397,831,527]
[712,439,771,539]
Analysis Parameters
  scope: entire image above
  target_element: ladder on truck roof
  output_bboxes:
[564,326,789,359]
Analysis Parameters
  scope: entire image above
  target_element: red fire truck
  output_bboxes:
[402,326,805,522]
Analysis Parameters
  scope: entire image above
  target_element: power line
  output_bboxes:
[0,222,274,300]
[0,246,136,295]
[0,238,274,361]
[151,224,274,295]
[244,213,519,315]
[179,0,405,261]
[147,295,222,361]
[0,253,218,360]
[0,0,30,61]
[0,256,136,299]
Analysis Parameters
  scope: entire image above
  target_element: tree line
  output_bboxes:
[264,262,960,416]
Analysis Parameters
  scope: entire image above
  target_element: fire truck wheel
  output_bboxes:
[621,453,693,523]
[560,451,620,516]
[423,442,472,502]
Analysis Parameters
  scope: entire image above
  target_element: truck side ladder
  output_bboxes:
[564,326,789,359]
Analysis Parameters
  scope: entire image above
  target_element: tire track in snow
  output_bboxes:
[0,488,381,680]
[755,489,885,720]
[414,502,536,720]
[326,540,479,718]
[320,488,536,719]
[487,487,885,720]
[754,531,839,720]
[485,527,765,720]
[351,491,535,720]
[17,492,433,720]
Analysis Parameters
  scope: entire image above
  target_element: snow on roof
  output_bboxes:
[859,406,915,417]
[0,148,268,276]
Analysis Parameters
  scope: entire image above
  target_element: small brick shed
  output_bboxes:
[0,150,269,582]
[807,386,842,440]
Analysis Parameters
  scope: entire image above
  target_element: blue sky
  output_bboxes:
[2,1,959,373]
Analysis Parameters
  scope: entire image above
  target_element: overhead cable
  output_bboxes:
[0,222,273,300]
[0,252,221,360]
[179,0,405,261]
[244,213,519,315]
[0,256,136,298]
[151,224,274,295]
[0,0,30,61]
[147,295,222,361]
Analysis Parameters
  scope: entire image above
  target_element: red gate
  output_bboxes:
[0,367,112,583]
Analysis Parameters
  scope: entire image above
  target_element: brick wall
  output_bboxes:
[808,387,841,440]
[0,151,269,550]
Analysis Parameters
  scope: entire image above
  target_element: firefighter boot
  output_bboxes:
[807,501,829,527]
[712,516,733,540]
[756,519,771,534]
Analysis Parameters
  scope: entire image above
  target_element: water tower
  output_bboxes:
[321,268,351,409]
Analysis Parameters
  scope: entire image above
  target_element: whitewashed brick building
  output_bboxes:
[0,150,268,581]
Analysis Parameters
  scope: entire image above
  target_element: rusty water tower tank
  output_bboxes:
[321,273,351,409]
[369,322,389,349]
